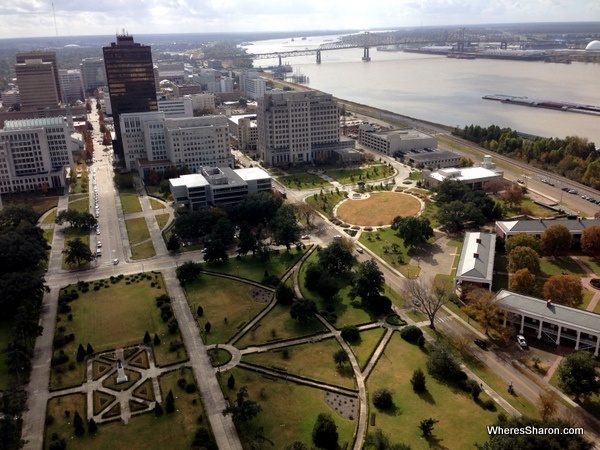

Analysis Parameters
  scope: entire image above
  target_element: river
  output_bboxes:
[245,35,600,145]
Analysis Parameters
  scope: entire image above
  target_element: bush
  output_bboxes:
[411,368,427,392]
[169,341,182,352]
[372,388,394,410]
[168,319,179,334]
[185,383,196,393]
[51,353,69,367]
[426,346,465,384]
[369,295,392,314]
[340,326,360,342]
[400,325,424,343]
[484,399,497,411]
[178,378,187,389]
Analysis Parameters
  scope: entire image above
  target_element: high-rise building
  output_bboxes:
[15,51,62,105]
[80,57,107,93]
[239,70,266,100]
[103,34,157,158]
[15,59,60,111]
[0,117,74,194]
[59,69,84,104]
[257,91,343,166]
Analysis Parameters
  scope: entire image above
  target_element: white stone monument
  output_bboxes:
[116,359,128,383]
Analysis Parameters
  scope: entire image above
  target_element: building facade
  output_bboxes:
[59,69,85,104]
[103,34,158,158]
[358,125,437,156]
[16,51,62,105]
[239,70,266,100]
[15,59,60,111]
[422,166,503,189]
[80,57,107,93]
[257,91,342,166]
[157,96,193,118]
[227,114,258,152]
[0,117,74,194]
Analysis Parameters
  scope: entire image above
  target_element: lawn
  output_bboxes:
[539,257,588,278]
[149,198,166,210]
[278,172,330,190]
[1,192,59,218]
[242,337,356,390]
[219,367,356,449]
[131,240,156,260]
[336,192,422,227]
[184,275,269,345]
[61,233,91,270]
[325,164,395,185]
[408,170,423,181]
[235,303,326,349]
[305,191,346,217]
[579,256,600,276]
[43,229,54,246]
[418,199,440,228]
[366,333,499,449]
[358,227,420,279]
[125,217,151,245]
[45,367,208,450]
[68,196,89,213]
[120,191,142,214]
[155,213,170,230]
[50,273,187,389]
[348,327,386,370]
[203,246,307,283]
[41,209,57,225]
[505,197,557,218]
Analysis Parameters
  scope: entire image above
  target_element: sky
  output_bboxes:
[0,0,598,39]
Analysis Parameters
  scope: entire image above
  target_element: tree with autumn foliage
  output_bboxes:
[581,225,600,259]
[541,224,572,257]
[463,288,502,335]
[542,275,583,308]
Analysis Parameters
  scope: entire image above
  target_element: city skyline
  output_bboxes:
[1,0,599,39]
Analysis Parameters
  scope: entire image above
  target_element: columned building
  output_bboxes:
[494,290,600,356]
[103,34,158,159]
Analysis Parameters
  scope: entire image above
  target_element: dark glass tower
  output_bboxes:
[103,35,157,158]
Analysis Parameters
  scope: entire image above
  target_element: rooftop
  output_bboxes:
[496,219,600,236]
[456,232,496,283]
[4,116,64,130]
[429,166,501,182]
[236,167,270,182]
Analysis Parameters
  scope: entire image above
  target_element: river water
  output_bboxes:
[245,35,600,146]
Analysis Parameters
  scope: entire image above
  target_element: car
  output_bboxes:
[300,235,310,240]
[113,259,119,265]
[97,241,102,247]
[474,339,488,350]
[96,230,101,235]
[568,189,578,195]
[582,195,589,200]
[561,187,570,191]
[356,247,364,254]
[541,179,547,184]
[517,179,524,184]
[517,334,527,348]
[333,235,342,240]
[412,299,421,307]
[547,181,555,186]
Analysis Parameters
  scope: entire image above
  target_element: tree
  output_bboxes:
[411,368,427,392]
[176,261,202,286]
[203,237,228,263]
[76,344,86,362]
[426,346,464,384]
[372,388,394,410]
[143,331,151,344]
[391,216,434,251]
[365,428,412,450]
[196,305,204,317]
[271,204,301,251]
[537,391,558,421]
[541,224,572,257]
[154,402,163,416]
[275,283,295,305]
[403,278,450,330]
[509,268,538,296]
[312,413,338,450]
[63,238,94,267]
[317,241,355,274]
[204,322,212,333]
[222,386,262,423]
[285,442,309,450]
[557,351,600,401]
[581,225,600,258]
[350,259,385,308]
[463,289,502,335]
[86,343,94,355]
[505,233,542,256]
[153,334,161,345]
[237,228,257,256]
[542,274,583,308]
[73,410,85,436]
[0,204,39,227]
[166,234,180,252]
[333,349,349,368]
[340,325,360,342]
[502,183,524,209]
[88,418,98,434]
[507,246,540,274]
[228,374,235,390]
[418,418,438,438]
[165,389,175,413]
[290,299,317,323]
[437,201,485,233]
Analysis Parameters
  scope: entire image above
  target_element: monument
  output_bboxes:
[116,359,129,383]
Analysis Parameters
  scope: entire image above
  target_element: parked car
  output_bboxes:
[113,258,119,265]
[356,247,364,254]
[517,334,527,348]
[474,339,488,350]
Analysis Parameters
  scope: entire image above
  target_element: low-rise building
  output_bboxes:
[358,126,437,156]
[422,166,503,189]
[495,218,600,240]
[402,150,461,169]
[455,232,496,291]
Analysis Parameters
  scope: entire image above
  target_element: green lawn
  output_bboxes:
[120,191,142,214]
[305,191,346,217]
[68,196,89,213]
[203,247,307,283]
[278,172,329,190]
[235,303,326,349]
[61,233,91,270]
[45,367,208,450]
[540,257,588,278]
[184,275,269,345]
[43,229,54,246]
[50,273,187,389]
[125,217,151,245]
[149,198,166,210]
[131,240,156,260]
[155,213,170,230]
[367,333,500,449]
[578,256,600,276]
[325,164,395,185]
[408,170,423,181]
[358,227,420,279]
[348,327,386,370]
[243,337,356,390]
[219,367,356,449]
[418,200,440,228]
[41,209,57,225]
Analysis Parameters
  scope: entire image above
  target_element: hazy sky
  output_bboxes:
[0,0,598,38]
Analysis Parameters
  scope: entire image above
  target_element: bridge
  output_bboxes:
[242,30,553,65]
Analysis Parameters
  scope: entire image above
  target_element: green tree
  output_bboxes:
[372,388,394,410]
[333,349,349,368]
[63,238,94,267]
[418,418,438,438]
[73,410,85,436]
[237,228,257,256]
[391,216,434,251]
[86,343,94,355]
[88,418,98,434]
[426,346,464,383]
[542,274,583,308]
[275,283,295,305]
[317,240,355,274]
[0,204,39,227]
[290,299,318,323]
[143,331,151,344]
[437,201,485,233]
[227,374,235,390]
[176,261,202,286]
[507,246,540,274]
[410,368,427,392]
[541,224,572,257]
[505,233,542,256]
[557,351,600,401]
[349,259,385,307]
[340,325,360,342]
[271,204,301,251]
[509,268,538,296]
[76,343,86,362]
[463,289,502,335]
[312,413,339,450]
[203,237,228,263]
[165,389,175,413]
[222,386,262,423]
[166,234,180,252]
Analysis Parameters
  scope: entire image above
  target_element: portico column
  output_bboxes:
[556,325,562,345]
[503,313,507,327]
[537,320,543,339]
[520,315,525,334]
[595,335,599,357]
[575,330,581,350]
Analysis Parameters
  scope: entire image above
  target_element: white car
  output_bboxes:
[113,258,119,265]
[97,241,102,247]
[356,247,364,254]
[517,334,527,348]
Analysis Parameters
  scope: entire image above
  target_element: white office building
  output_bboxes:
[120,112,233,178]
[80,57,107,93]
[239,70,267,100]
[227,114,258,151]
[0,117,74,194]
[59,69,85,104]
[258,91,347,166]
[157,96,193,118]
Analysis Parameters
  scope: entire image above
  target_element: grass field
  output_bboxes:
[125,217,151,245]
[325,164,395,185]
[149,198,166,210]
[131,240,156,260]
[68,196,89,213]
[366,333,499,449]
[278,172,329,190]
[539,256,588,278]
[219,367,356,449]
[358,227,420,279]
[45,367,207,450]
[41,209,57,225]
[336,192,422,227]
[1,192,59,218]
[305,191,346,217]
[184,275,269,345]
[579,256,600,276]
[348,327,386,370]
[155,213,170,230]
[242,337,356,389]
[120,191,142,214]
[235,303,326,349]
[61,233,91,270]
[203,247,307,283]
[50,273,187,389]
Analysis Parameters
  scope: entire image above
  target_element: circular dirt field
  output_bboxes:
[336,192,422,227]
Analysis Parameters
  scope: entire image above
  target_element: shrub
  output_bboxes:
[178,378,187,389]
[484,399,497,411]
[411,368,427,392]
[372,388,394,410]
[185,383,196,393]
[400,325,423,343]
[340,326,360,342]
[168,319,179,334]
[169,341,182,352]
[426,346,465,384]
[153,334,161,345]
